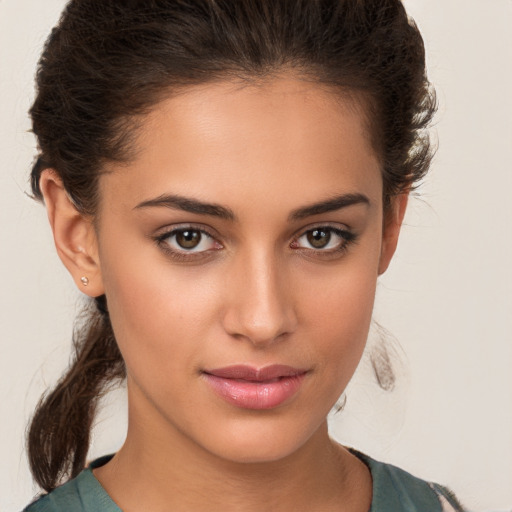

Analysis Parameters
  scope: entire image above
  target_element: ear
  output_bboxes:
[378,193,408,275]
[40,169,105,297]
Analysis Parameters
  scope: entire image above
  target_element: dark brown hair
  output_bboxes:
[28,0,436,492]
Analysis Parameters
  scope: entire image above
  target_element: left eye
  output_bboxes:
[293,227,351,251]
[161,228,219,253]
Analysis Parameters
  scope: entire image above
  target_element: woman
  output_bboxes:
[23,0,464,510]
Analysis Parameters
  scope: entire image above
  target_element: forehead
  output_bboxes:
[100,77,382,216]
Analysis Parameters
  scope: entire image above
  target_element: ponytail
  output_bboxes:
[27,297,125,492]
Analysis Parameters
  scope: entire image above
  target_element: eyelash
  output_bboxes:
[154,224,357,262]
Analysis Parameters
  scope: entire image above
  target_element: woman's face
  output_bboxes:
[90,77,402,463]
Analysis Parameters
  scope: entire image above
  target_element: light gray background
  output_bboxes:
[1,1,511,510]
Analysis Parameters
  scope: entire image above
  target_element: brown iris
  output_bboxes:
[307,229,331,249]
[176,230,201,249]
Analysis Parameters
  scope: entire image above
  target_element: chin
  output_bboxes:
[196,415,324,466]
[210,440,303,466]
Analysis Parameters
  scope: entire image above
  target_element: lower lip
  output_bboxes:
[203,372,307,410]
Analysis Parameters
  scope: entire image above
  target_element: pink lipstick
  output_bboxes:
[202,365,307,410]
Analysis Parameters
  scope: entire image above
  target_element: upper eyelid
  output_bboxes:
[156,220,349,232]
[293,222,351,238]
[155,223,218,239]
[154,222,353,245]
[297,226,349,238]
[303,221,350,230]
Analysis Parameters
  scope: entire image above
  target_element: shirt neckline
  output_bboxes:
[81,450,423,512]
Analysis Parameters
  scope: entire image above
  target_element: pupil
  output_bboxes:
[307,229,330,248]
[176,230,201,249]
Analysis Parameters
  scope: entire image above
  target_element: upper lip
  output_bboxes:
[204,364,307,381]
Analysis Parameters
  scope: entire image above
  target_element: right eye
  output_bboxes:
[156,226,223,258]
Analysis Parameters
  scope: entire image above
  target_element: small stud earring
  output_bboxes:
[80,276,89,286]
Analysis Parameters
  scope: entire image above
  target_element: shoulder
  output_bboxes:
[22,455,120,512]
[351,450,465,512]
[23,477,85,512]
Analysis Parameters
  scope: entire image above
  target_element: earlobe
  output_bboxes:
[39,169,104,297]
[378,193,408,275]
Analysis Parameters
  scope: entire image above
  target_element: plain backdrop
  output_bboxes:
[1,1,511,510]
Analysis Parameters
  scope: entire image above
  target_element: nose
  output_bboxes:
[221,250,298,347]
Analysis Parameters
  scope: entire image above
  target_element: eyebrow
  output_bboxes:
[135,194,236,220]
[288,193,370,221]
[134,192,370,221]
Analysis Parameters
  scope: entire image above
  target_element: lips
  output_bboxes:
[202,365,308,410]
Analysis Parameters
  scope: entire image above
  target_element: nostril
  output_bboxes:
[223,313,296,346]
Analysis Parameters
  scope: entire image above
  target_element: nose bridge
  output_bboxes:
[222,245,297,346]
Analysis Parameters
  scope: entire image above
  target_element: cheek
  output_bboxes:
[98,243,221,382]
[309,274,376,357]
[297,250,380,388]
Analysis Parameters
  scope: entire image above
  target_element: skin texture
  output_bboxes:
[41,76,407,511]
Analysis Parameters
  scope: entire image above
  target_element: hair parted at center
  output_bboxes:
[28,0,437,492]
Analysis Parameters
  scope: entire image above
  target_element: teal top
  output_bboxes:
[23,451,463,511]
